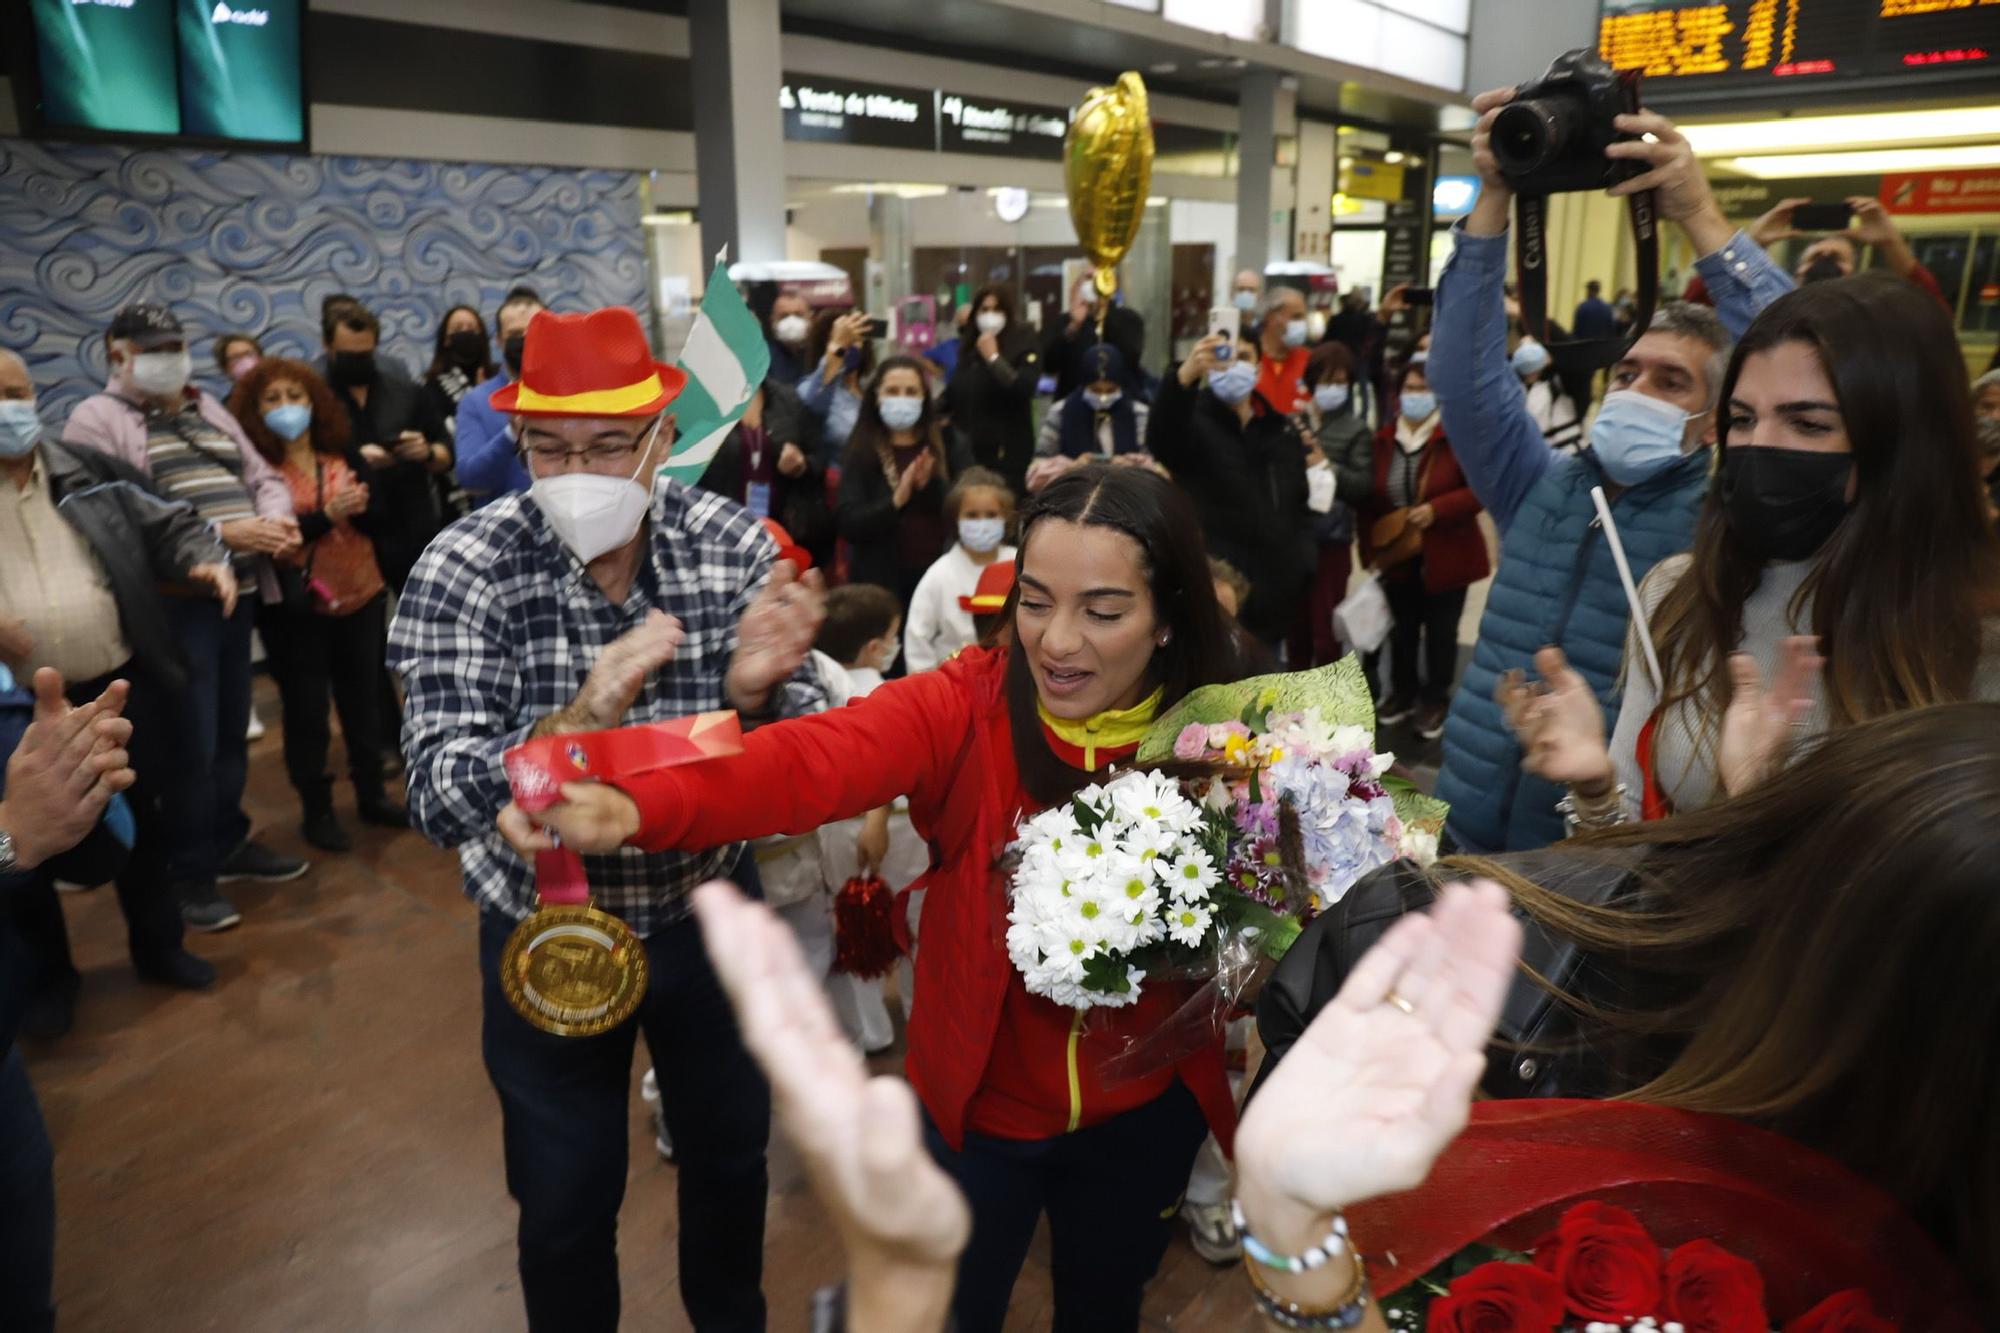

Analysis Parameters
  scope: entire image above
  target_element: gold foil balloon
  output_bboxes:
[1064,71,1154,301]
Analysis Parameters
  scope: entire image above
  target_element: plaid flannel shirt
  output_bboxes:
[389,480,827,935]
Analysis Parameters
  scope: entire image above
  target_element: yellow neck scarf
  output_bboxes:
[1037,687,1165,772]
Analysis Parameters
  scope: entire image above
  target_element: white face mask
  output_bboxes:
[128,349,191,400]
[959,517,1006,553]
[774,314,810,345]
[872,633,902,674]
[529,418,661,563]
[975,311,1006,336]
[879,396,925,431]
[1282,318,1308,348]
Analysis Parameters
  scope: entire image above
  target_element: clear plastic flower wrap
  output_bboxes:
[1001,657,1448,1080]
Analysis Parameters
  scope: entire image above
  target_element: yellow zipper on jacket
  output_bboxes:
[1065,1009,1085,1133]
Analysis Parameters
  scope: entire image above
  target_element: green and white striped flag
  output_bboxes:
[659,258,772,488]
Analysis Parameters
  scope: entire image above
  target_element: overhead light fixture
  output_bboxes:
[643,210,696,226]
[1681,105,2000,156]
[1383,150,1405,164]
[829,182,950,199]
[1718,143,2000,179]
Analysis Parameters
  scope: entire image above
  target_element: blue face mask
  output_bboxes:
[1589,389,1695,486]
[1312,383,1350,414]
[0,399,42,458]
[1232,290,1258,311]
[878,396,924,431]
[1084,388,1122,411]
[1511,341,1551,378]
[1207,360,1258,405]
[263,402,313,441]
[1399,390,1437,422]
[1282,318,1309,348]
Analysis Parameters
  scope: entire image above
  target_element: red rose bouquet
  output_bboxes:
[1390,1201,1900,1333]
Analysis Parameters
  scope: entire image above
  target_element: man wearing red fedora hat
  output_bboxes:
[390,305,827,1332]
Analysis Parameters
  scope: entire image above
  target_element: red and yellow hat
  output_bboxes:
[490,306,688,417]
[959,559,1015,614]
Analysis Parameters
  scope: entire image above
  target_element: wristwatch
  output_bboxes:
[0,829,17,875]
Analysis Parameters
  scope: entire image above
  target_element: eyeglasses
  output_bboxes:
[518,440,644,467]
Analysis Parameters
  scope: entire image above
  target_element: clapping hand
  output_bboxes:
[892,449,937,508]
[0,613,34,669]
[693,881,967,1333]
[1717,636,1821,797]
[394,430,431,464]
[725,560,826,715]
[1235,881,1523,1270]
[777,442,808,479]
[1,669,136,871]
[1497,645,1615,790]
[188,562,239,617]
[326,482,370,522]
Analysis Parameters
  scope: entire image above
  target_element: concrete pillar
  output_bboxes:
[688,0,786,266]
[867,193,913,318]
[1234,70,1280,280]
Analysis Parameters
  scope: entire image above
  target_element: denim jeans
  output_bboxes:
[925,1079,1209,1333]
[478,891,771,1332]
[0,1046,55,1333]
[160,597,255,886]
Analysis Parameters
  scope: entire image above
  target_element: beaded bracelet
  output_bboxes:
[1231,1199,1350,1273]
[1243,1244,1371,1331]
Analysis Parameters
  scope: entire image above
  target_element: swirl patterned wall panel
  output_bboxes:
[0,138,649,426]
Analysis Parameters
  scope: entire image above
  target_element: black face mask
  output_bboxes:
[329,350,376,387]
[503,333,527,376]
[1720,445,1854,563]
[446,330,488,369]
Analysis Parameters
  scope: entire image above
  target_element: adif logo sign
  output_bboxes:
[212,2,271,24]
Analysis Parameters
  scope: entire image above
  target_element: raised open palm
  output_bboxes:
[1717,636,1821,797]
[692,882,970,1272]
[1497,646,1613,787]
[1236,881,1523,1229]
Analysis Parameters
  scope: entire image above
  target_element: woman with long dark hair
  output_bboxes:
[497,465,1258,1331]
[1504,275,2000,824]
[942,284,1040,495]
[1257,702,2000,1308]
[227,358,406,850]
[835,355,955,606]
[420,303,495,521]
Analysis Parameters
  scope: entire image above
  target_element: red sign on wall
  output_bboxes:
[1879,169,2000,214]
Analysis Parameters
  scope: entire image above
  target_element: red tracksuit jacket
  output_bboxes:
[617,647,1235,1152]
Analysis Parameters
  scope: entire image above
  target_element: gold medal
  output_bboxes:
[500,901,649,1037]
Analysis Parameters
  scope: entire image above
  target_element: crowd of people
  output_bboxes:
[4,64,2000,1333]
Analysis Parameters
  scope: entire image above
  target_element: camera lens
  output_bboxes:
[1492,98,1573,179]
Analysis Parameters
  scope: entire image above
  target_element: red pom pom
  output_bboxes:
[832,875,902,978]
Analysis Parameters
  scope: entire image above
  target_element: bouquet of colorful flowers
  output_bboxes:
[1393,1200,1899,1333]
[1004,658,1447,1011]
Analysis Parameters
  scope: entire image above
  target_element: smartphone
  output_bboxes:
[1402,287,1435,307]
[1791,201,1853,232]
[1207,306,1241,352]
[864,315,891,339]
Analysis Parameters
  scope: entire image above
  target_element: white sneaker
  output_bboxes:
[1180,1199,1241,1265]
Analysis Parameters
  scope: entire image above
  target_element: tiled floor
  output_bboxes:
[22,685,1274,1332]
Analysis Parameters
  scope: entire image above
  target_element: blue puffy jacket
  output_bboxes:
[1426,220,1794,852]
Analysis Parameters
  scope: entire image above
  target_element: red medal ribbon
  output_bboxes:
[504,711,746,905]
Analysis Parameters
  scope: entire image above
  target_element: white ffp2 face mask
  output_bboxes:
[530,418,662,563]
[129,349,192,399]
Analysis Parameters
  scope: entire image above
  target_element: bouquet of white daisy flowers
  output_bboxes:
[1003,657,1448,1014]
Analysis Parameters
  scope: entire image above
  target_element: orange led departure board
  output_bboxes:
[1598,0,1997,94]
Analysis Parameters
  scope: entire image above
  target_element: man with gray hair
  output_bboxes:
[1251,284,1311,412]
[1426,88,1796,853]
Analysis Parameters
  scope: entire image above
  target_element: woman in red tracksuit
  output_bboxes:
[505,465,1257,1332]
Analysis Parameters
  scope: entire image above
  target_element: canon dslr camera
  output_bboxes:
[1492,49,1640,195]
